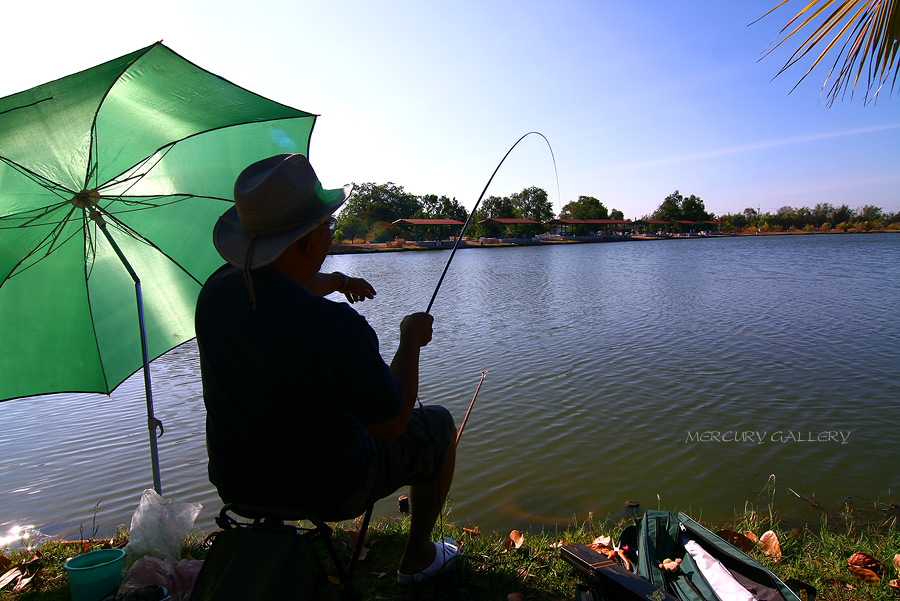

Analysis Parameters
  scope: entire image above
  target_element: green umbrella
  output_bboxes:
[0,42,317,493]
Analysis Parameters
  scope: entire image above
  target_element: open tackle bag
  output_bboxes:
[562,510,814,601]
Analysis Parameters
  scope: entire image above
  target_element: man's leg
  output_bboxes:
[398,435,456,574]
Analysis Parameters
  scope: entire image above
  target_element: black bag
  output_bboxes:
[561,544,679,600]
[191,507,340,601]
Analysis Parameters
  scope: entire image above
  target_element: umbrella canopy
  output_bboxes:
[0,42,318,491]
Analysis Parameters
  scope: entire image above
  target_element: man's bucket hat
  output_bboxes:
[214,153,352,269]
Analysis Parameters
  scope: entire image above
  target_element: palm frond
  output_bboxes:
[759,0,900,105]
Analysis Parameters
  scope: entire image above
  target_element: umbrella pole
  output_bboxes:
[91,211,164,494]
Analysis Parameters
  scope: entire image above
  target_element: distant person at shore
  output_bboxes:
[194,153,459,584]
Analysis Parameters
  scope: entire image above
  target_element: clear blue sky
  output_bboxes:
[4,0,898,219]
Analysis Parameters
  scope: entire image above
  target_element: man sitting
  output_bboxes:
[195,154,458,583]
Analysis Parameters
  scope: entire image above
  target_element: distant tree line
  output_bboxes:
[333,182,898,243]
[717,204,900,233]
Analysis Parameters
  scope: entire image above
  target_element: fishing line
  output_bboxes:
[425,131,560,314]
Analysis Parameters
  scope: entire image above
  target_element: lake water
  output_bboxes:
[2,233,899,544]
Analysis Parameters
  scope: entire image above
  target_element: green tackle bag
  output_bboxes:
[622,510,812,601]
[191,506,340,601]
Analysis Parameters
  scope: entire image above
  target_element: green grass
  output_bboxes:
[3,499,899,600]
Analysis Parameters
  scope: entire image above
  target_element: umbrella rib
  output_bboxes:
[111,193,233,212]
[0,96,53,117]
[0,156,75,202]
[100,144,175,199]
[1,206,81,285]
[84,45,157,192]
[98,210,206,287]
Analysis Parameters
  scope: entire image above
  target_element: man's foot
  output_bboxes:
[397,538,460,585]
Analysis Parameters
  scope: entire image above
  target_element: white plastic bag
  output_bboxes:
[125,489,202,566]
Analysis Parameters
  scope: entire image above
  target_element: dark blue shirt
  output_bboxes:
[195,265,402,515]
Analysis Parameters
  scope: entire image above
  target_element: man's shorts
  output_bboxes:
[334,405,455,519]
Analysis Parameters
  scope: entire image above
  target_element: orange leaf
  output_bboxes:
[848,552,882,574]
[462,527,482,536]
[716,530,755,553]
[759,531,782,561]
[889,578,899,591]
[847,565,880,583]
[509,530,525,549]
[892,553,900,573]
[743,531,758,543]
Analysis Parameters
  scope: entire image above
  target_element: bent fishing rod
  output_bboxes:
[424,131,559,315]
[423,131,559,444]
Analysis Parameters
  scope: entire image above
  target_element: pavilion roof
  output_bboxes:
[480,218,541,225]
[547,219,630,225]
[393,218,465,226]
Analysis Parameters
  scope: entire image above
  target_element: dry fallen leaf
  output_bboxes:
[462,527,482,536]
[510,530,525,549]
[715,529,755,553]
[759,531,782,561]
[348,529,369,549]
[659,558,682,572]
[12,574,33,592]
[847,565,880,583]
[0,568,23,591]
[888,578,899,591]
[743,531,759,544]
[893,553,900,573]
[549,540,566,549]
[346,530,369,561]
[590,535,612,550]
[848,552,882,574]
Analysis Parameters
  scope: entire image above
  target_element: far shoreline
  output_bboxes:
[329,228,899,255]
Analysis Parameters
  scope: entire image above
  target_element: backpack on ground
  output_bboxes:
[191,506,340,601]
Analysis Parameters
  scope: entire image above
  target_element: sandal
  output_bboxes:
[397,537,460,585]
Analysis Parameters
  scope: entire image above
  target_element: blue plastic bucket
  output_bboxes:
[63,548,125,601]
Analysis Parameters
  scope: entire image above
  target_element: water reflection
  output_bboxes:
[1,234,898,539]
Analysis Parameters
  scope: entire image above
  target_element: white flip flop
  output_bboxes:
[397,537,460,585]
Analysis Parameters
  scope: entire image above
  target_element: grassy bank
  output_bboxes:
[3,501,899,600]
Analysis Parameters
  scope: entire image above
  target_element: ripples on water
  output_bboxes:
[1,234,898,540]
